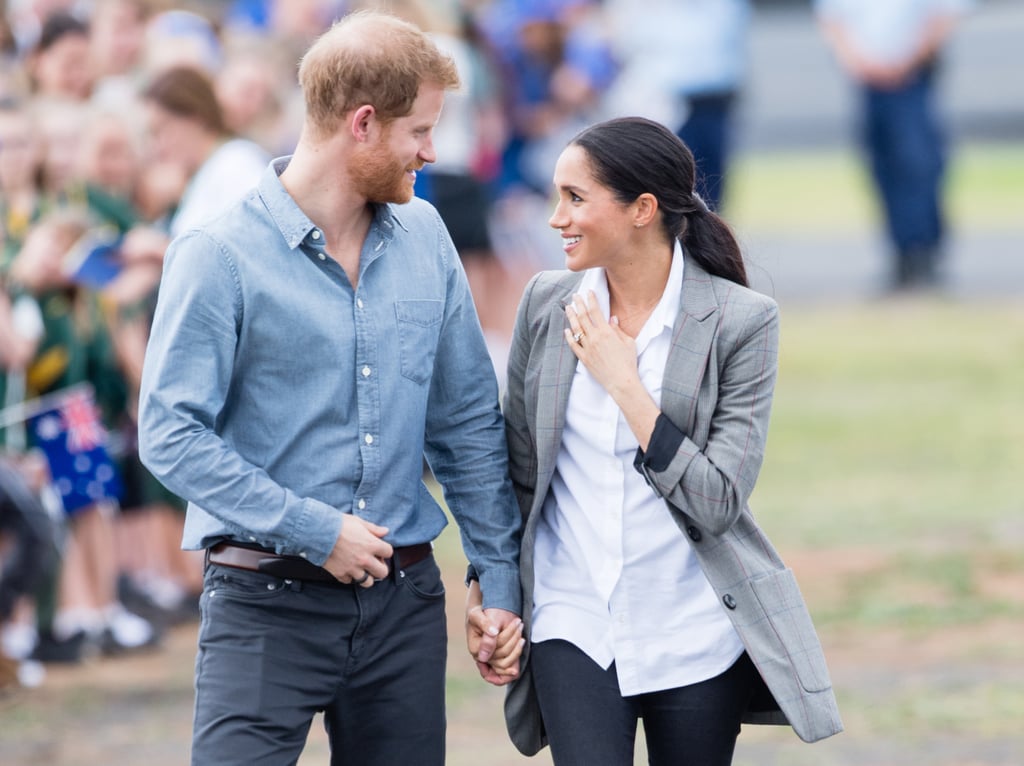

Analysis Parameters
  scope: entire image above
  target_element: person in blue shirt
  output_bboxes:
[137,10,523,765]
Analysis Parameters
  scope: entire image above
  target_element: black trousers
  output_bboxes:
[531,639,756,766]
[191,554,447,766]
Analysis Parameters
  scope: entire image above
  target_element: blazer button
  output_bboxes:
[722,594,737,610]
[686,525,702,542]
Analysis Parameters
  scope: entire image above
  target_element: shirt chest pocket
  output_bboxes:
[395,300,444,385]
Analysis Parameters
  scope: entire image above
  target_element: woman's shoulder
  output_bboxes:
[705,271,779,318]
[521,269,583,316]
[526,269,583,299]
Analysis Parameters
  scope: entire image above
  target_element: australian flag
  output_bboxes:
[29,386,122,515]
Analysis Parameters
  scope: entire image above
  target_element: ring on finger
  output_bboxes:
[572,331,584,343]
[354,571,370,585]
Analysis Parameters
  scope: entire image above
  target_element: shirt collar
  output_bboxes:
[258,156,407,250]
[576,240,684,341]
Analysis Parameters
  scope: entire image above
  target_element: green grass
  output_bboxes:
[726,142,1024,233]
[754,301,1024,550]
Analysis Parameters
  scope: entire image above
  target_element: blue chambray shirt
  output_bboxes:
[138,158,521,613]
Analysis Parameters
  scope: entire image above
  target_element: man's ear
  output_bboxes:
[349,104,377,142]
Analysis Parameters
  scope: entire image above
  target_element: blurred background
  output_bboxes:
[1,1,1021,764]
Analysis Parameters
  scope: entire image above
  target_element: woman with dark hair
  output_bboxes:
[467,116,842,764]
[117,65,269,275]
[140,65,268,238]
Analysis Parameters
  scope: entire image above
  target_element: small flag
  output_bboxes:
[29,386,122,515]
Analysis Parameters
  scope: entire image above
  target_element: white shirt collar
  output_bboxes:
[575,240,684,352]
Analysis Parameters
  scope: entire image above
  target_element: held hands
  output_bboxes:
[465,580,524,686]
[323,513,393,588]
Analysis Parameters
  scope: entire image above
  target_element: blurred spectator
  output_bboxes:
[224,0,344,62]
[214,38,292,154]
[0,99,45,275]
[0,451,59,689]
[479,0,614,196]
[3,0,83,56]
[816,0,974,292]
[25,10,92,101]
[143,8,224,75]
[33,96,89,202]
[7,208,159,661]
[141,64,269,238]
[88,0,151,110]
[602,0,751,211]
[72,107,204,623]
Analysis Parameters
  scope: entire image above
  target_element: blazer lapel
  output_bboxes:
[660,260,720,437]
[534,289,579,501]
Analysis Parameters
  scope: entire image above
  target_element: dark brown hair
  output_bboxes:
[569,117,748,287]
[143,65,227,136]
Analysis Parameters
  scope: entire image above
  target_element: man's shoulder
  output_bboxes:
[388,195,442,231]
[173,190,272,251]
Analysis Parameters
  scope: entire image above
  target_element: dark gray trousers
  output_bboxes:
[531,639,756,766]
[191,555,447,766]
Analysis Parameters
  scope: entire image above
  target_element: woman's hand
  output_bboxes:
[564,290,661,451]
[564,290,641,400]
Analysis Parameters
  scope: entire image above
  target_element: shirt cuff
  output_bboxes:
[633,413,685,474]
[477,567,522,616]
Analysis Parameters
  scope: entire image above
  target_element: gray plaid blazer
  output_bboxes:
[501,260,843,755]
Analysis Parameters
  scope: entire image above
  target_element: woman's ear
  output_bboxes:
[633,192,658,229]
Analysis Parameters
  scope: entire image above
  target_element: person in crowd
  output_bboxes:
[117,64,269,268]
[137,11,522,764]
[214,40,291,155]
[815,0,974,292]
[467,116,843,763]
[0,99,45,275]
[7,208,159,660]
[25,10,92,101]
[72,107,202,625]
[602,0,751,211]
[141,64,269,239]
[0,451,59,689]
[88,0,151,110]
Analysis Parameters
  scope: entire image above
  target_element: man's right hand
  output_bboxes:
[323,514,392,588]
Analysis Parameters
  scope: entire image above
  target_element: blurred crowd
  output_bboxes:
[0,0,970,692]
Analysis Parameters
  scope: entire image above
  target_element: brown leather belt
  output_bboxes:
[207,541,432,584]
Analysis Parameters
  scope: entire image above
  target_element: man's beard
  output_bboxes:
[350,143,418,204]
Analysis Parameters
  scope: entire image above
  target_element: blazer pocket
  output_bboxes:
[749,568,833,694]
[395,300,444,385]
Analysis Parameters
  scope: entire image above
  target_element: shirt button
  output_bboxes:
[722,594,737,610]
[357,499,366,510]
[299,552,308,559]
[364,433,373,444]
[362,366,371,377]
[317,253,326,261]
[357,298,364,309]
[311,230,321,240]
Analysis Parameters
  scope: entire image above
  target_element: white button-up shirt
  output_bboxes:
[532,245,744,695]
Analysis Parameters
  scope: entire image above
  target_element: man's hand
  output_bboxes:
[323,514,393,588]
[465,580,524,686]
